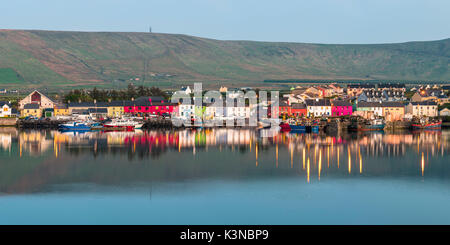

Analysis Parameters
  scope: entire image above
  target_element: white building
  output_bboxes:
[305,99,332,117]
[0,101,12,117]
[355,101,383,119]
[406,101,438,117]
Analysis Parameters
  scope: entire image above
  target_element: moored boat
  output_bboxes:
[58,121,91,131]
[411,119,442,130]
[104,119,144,130]
[279,122,291,132]
[349,118,385,131]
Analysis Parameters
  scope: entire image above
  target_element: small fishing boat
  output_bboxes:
[288,119,306,131]
[279,122,291,132]
[288,119,319,133]
[104,119,144,130]
[349,118,385,131]
[411,118,442,130]
[58,121,91,131]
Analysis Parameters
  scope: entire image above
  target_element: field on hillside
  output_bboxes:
[0,68,23,84]
[0,30,448,89]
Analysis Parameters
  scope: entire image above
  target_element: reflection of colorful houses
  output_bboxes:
[0,133,11,150]
[19,131,52,155]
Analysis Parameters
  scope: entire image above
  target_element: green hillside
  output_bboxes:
[0,68,24,84]
[0,30,448,88]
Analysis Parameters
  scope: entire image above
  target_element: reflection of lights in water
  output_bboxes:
[417,136,420,152]
[290,145,293,168]
[348,147,351,174]
[318,148,322,181]
[54,140,58,158]
[255,143,258,167]
[276,143,278,168]
[359,147,362,174]
[337,147,340,168]
[327,146,330,168]
[421,152,425,176]
[314,146,317,163]
[307,157,310,183]
[302,148,305,170]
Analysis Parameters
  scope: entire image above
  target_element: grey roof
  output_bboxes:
[381,102,404,107]
[0,101,11,107]
[358,102,383,107]
[332,100,352,107]
[54,103,68,109]
[378,83,405,88]
[23,103,40,109]
[71,109,89,114]
[410,101,437,106]
[291,103,306,109]
[108,100,129,106]
[88,108,108,113]
[347,84,376,89]
[68,102,109,107]
[135,96,166,103]
[279,101,289,107]
[305,99,331,106]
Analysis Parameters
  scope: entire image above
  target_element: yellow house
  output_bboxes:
[54,104,70,116]
[381,102,405,121]
[21,103,42,118]
[107,101,127,118]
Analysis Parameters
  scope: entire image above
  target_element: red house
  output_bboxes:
[279,101,291,116]
[291,103,307,117]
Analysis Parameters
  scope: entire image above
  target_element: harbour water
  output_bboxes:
[0,127,449,224]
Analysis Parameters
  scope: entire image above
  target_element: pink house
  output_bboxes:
[331,100,353,117]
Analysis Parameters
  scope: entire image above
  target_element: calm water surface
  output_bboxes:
[0,128,449,224]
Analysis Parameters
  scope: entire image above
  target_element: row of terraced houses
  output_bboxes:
[0,84,448,121]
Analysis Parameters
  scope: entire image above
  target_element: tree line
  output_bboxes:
[64,84,168,103]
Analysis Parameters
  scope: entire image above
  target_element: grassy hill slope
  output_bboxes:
[0,30,448,88]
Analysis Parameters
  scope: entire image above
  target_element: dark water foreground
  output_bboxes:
[0,128,449,225]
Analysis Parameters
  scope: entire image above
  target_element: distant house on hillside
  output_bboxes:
[411,89,449,105]
[179,86,192,95]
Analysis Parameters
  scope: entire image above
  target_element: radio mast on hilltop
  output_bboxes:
[149,26,152,33]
